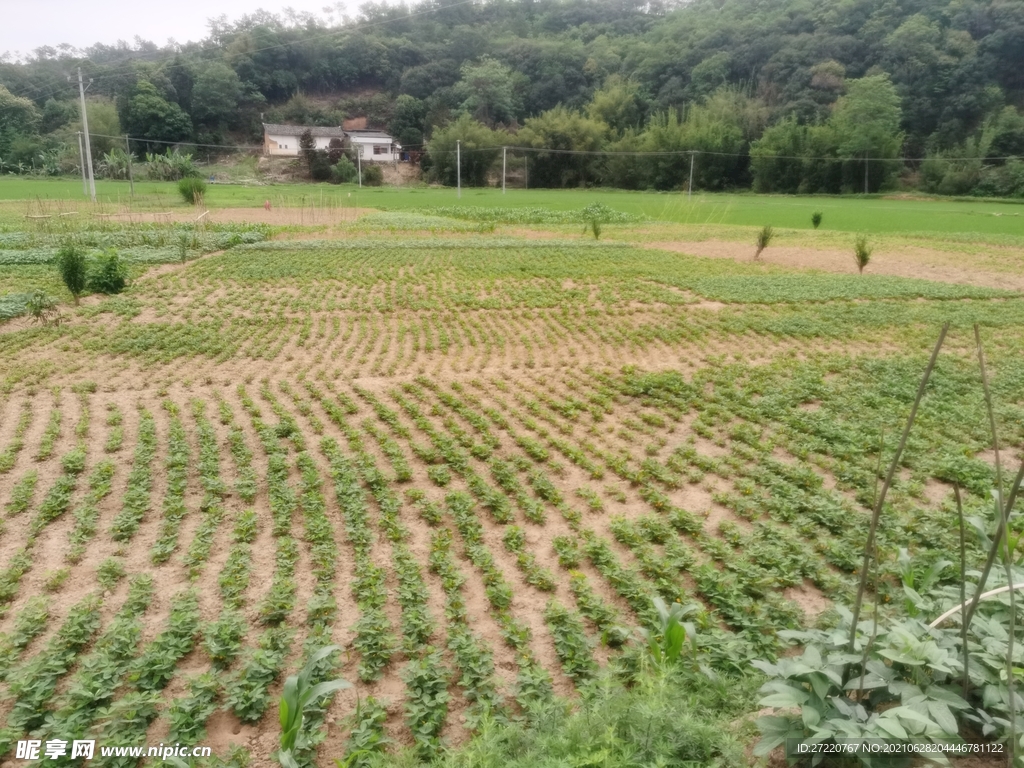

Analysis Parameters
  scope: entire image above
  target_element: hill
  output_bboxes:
[1,0,1023,195]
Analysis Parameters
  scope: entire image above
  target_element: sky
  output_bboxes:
[1,0,359,60]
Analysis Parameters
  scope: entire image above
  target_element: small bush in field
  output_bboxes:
[178,177,207,205]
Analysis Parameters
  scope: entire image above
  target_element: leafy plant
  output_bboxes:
[402,650,449,761]
[96,557,126,590]
[753,611,969,765]
[43,568,70,592]
[23,290,63,326]
[812,211,823,229]
[88,249,129,294]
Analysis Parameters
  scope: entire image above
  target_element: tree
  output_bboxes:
[640,106,746,191]
[830,74,904,192]
[688,53,731,102]
[191,63,244,129]
[426,114,508,187]
[389,95,429,148]
[518,106,605,187]
[454,57,525,127]
[0,85,40,161]
[310,150,332,181]
[122,81,193,151]
[67,98,122,162]
[327,137,345,164]
[299,129,316,177]
[56,244,88,305]
[587,76,647,137]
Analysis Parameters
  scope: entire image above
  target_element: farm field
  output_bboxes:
[1,190,1024,766]
[2,176,1024,234]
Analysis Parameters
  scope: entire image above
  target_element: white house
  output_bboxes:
[262,124,401,162]
[345,130,402,163]
[262,124,346,156]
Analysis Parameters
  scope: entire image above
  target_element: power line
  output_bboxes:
[78,132,1019,165]
[99,133,263,150]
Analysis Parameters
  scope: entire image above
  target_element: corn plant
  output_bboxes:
[638,597,702,668]
[275,645,351,768]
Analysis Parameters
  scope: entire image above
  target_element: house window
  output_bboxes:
[373,145,388,155]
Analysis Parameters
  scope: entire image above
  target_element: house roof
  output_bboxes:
[262,123,346,138]
[345,130,395,141]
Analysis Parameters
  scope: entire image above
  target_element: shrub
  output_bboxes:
[811,211,823,229]
[310,150,332,182]
[330,156,357,184]
[178,177,207,205]
[754,225,774,261]
[88,249,129,294]
[854,235,872,273]
[362,164,384,187]
[55,243,88,304]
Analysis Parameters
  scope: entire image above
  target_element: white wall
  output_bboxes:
[266,134,299,156]
[351,138,399,162]
[265,134,344,156]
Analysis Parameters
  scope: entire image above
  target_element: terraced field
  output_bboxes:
[0,207,1023,767]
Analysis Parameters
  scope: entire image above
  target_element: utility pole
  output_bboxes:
[357,146,362,188]
[502,146,506,194]
[688,151,695,199]
[125,136,135,198]
[456,140,461,199]
[77,132,87,197]
[864,151,869,195]
[524,152,528,190]
[76,68,96,202]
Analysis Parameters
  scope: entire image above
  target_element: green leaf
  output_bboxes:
[926,701,958,735]
[305,679,351,704]
[760,687,810,708]
[875,714,908,740]
[844,673,888,691]
[802,704,821,729]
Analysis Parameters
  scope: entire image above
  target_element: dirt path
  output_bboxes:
[645,239,1024,290]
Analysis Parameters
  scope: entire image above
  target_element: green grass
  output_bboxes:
[1,178,1023,236]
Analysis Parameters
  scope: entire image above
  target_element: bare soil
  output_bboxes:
[646,239,1024,290]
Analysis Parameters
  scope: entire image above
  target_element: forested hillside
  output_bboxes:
[2,0,1023,195]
